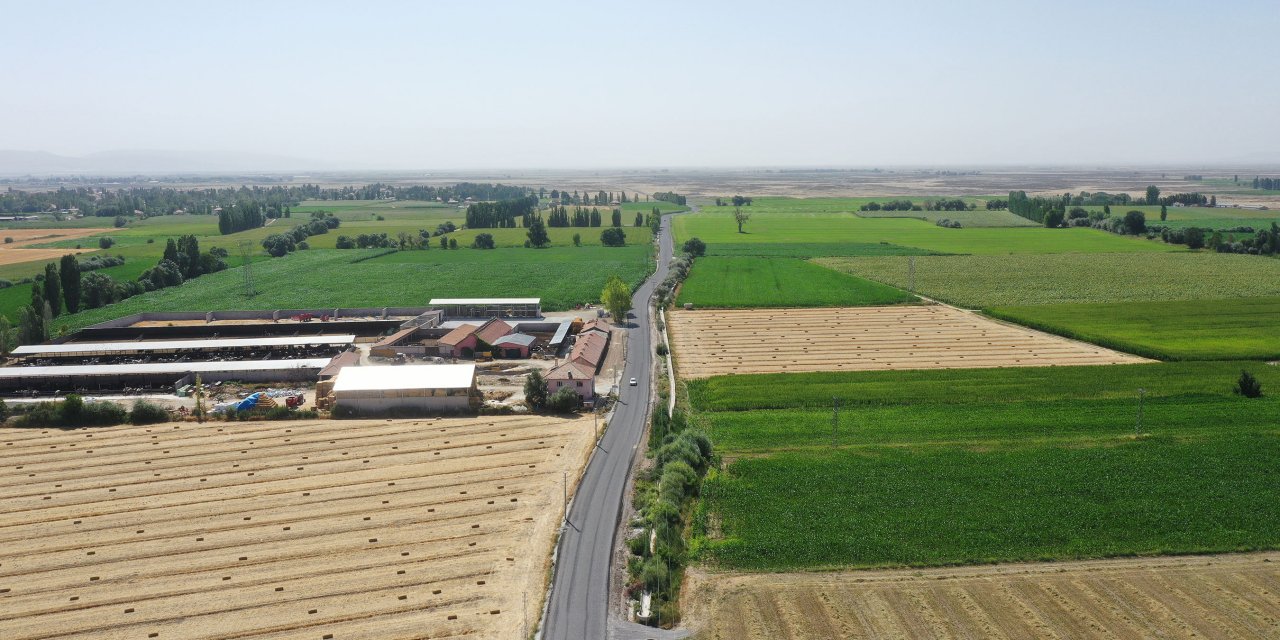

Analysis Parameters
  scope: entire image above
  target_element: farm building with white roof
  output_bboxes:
[332,364,479,414]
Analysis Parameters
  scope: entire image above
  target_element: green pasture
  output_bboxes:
[989,297,1280,360]
[854,208,1038,227]
[692,362,1280,570]
[676,210,1175,256]
[818,252,1280,307]
[675,257,913,308]
[700,242,934,258]
[52,245,652,330]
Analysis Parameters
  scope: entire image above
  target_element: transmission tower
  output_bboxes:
[238,240,257,297]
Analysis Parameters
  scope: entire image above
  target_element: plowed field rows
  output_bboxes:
[668,305,1149,378]
[686,553,1280,639]
[0,414,595,640]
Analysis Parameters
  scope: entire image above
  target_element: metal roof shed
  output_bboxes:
[429,298,541,320]
[332,364,478,414]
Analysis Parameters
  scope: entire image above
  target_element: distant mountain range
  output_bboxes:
[0,150,335,176]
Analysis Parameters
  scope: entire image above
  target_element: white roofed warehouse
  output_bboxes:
[332,364,480,415]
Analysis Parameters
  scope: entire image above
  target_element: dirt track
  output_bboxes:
[668,305,1149,378]
[0,414,595,639]
[684,552,1280,639]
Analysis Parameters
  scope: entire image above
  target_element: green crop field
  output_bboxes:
[446,226,652,249]
[693,363,1280,570]
[702,435,1279,570]
[818,252,1280,307]
[700,241,935,258]
[1076,204,1280,231]
[854,209,1039,227]
[52,245,652,330]
[676,205,1175,256]
[988,297,1280,361]
[675,257,914,308]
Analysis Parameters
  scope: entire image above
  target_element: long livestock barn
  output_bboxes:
[0,359,330,394]
[11,335,355,360]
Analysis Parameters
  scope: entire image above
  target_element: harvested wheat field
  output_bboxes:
[668,305,1149,378]
[0,229,104,248]
[685,552,1280,639]
[0,414,595,640]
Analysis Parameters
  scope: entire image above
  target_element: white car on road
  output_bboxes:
[629,377,638,386]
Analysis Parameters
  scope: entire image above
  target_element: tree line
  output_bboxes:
[541,189,648,205]
[859,199,972,212]
[654,192,688,206]
[1252,177,1280,190]
[0,185,301,217]
[260,212,341,257]
[464,196,539,229]
[4,237,229,348]
[713,195,751,207]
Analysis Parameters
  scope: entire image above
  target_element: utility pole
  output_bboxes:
[238,240,257,297]
[1136,388,1145,436]
[832,396,840,448]
[562,470,568,525]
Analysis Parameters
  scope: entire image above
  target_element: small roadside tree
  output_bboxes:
[1123,210,1146,235]
[572,232,581,247]
[601,227,626,246]
[472,233,495,249]
[1145,185,1161,205]
[524,370,548,409]
[526,218,550,248]
[1235,370,1263,398]
[682,237,706,257]
[601,274,632,323]
[734,206,750,233]
[546,386,580,413]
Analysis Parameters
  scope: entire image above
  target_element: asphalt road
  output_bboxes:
[541,213,677,640]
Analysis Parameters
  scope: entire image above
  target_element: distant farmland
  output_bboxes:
[820,252,1280,307]
[55,245,653,331]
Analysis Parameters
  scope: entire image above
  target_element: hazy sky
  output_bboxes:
[3,0,1278,169]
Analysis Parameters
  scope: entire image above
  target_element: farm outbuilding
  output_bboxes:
[437,319,513,358]
[430,298,541,319]
[569,330,610,373]
[491,333,537,358]
[546,361,595,403]
[332,364,479,414]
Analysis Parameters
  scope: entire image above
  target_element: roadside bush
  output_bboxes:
[472,233,495,249]
[16,394,127,428]
[546,386,580,413]
[129,400,170,425]
[656,343,669,356]
[601,227,627,247]
[98,236,115,249]
[0,279,12,289]
[682,237,706,257]
[524,370,548,409]
[1235,370,1263,398]
[3,237,12,244]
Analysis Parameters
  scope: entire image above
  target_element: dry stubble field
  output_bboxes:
[0,414,595,640]
[685,553,1280,639]
[667,305,1149,378]
[0,229,102,266]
